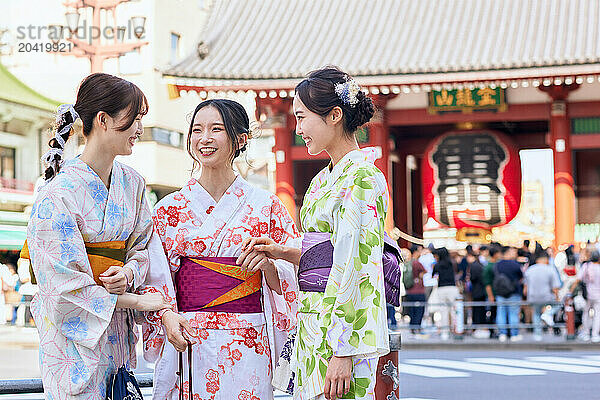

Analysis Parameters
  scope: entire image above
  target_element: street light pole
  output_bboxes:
[59,0,148,73]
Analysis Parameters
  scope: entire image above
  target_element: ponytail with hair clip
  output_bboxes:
[42,104,80,181]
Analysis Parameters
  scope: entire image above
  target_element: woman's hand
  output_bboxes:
[136,292,171,312]
[237,237,300,265]
[161,310,196,352]
[238,250,276,274]
[115,292,171,312]
[238,237,283,261]
[99,266,132,294]
[324,355,352,399]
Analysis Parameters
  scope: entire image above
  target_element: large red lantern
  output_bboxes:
[422,129,521,229]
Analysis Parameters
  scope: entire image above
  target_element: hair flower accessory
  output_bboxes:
[334,78,361,107]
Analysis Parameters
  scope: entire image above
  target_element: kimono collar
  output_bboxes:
[181,174,246,205]
[326,146,380,182]
[65,156,120,190]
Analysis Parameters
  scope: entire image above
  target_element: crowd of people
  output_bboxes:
[392,240,600,342]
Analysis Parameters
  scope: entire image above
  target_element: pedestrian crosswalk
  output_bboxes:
[406,358,546,376]
[527,356,600,367]
[401,355,600,378]
[465,357,600,373]
[130,355,600,399]
[399,363,470,378]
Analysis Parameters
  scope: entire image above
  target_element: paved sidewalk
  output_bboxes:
[0,325,39,349]
[394,328,600,350]
[3,324,600,351]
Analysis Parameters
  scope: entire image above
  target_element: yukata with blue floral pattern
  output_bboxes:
[26,157,153,399]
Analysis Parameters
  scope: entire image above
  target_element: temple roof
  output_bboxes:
[0,63,59,112]
[165,0,600,89]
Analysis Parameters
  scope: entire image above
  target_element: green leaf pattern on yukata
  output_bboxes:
[294,148,390,398]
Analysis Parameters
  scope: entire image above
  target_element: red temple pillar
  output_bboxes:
[371,95,394,231]
[392,153,409,247]
[411,155,424,238]
[540,84,580,248]
[371,95,391,179]
[258,97,296,220]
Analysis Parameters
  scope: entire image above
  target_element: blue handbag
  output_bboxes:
[106,366,143,400]
[106,313,143,400]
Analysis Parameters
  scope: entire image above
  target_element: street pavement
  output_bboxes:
[399,349,600,400]
[2,325,600,399]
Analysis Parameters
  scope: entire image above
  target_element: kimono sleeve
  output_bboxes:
[138,211,178,362]
[324,166,390,358]
[268,195,300,332]
[27,190,117,350]
[124,177,153,290]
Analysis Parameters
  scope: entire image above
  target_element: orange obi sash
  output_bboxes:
[175,257,263,313]
[20,240,127,285]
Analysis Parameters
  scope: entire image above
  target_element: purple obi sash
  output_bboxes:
[298,232,403,306]
[175,256,263,313]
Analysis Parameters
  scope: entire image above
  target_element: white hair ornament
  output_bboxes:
[334,78,361,107]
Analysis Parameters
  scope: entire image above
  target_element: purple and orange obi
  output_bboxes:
[175,257,263,314]
[297,232,402,306]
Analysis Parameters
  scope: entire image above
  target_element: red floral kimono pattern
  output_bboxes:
[140,177,299,400]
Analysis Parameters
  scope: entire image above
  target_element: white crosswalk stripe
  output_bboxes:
[466,357,600,374]
[527,356,600,367]
[404,359,545,376]
[400,398,439,400]
[399,363,470,378]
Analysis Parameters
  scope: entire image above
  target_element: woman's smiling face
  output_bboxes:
[190,106,233,168]
[293,95,335,156]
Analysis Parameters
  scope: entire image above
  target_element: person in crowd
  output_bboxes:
[467,252,487,339]
[483,245,501,338]
[405,245,427,335]
[457,245,472,284]
[520,240,533,265]
[494,246,524,342]
[419,245,438,330]
[478,245,489,266]
[16,258,36,326]
[570,250,600,342]
[419,245,437,301]
[524,251,562,341]
[432,247,458,340]
[0,263,18,325]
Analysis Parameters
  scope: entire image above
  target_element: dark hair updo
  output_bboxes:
[295,66,375,137]
[44,73,148,180]
[186,99,251,171]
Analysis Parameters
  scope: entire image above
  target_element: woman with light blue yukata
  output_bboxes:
[24,73,170,399]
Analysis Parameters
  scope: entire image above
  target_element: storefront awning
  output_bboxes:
[0,225,27,251]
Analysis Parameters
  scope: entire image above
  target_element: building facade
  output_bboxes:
[0,63,62,262]
[163,0,600,248]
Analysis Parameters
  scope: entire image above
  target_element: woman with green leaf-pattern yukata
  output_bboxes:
[238,67,390,400]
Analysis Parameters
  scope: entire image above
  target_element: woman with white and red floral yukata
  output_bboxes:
[140,99,299,400]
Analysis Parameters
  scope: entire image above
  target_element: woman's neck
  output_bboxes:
[80,138,115,189]
[326,135,359,166]
[197,166,237,202]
